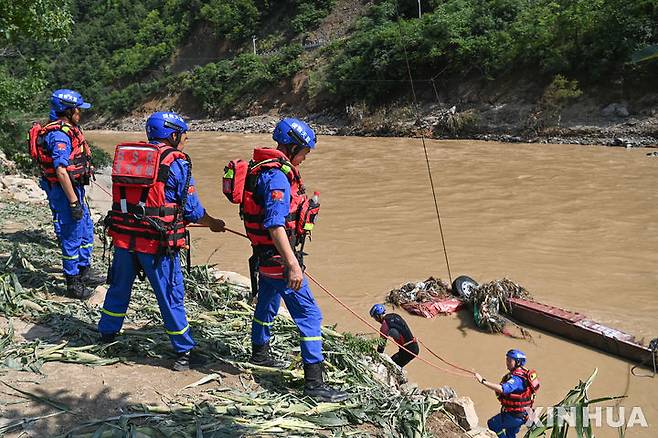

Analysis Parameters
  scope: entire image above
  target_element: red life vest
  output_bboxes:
[497,367,541,414]
[27,120,92,184]
[240,148,319,279]
[105,142,190,255]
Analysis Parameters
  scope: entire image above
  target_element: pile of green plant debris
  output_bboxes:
[0,200,459,437]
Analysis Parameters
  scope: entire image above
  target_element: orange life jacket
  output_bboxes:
[105,142,189,255]
[27,120,92,184]
[240,148,319,279]
[497,367,540,414]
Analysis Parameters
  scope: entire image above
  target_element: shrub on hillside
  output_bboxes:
[290,0,335,33]
[185,45,303,116]
[321,0,658,104]
[199,0,260,40]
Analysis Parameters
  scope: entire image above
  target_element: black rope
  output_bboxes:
[631,337,658,378]
[394,1,452,283]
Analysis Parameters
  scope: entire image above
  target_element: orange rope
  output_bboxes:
[141,221,472,377]
[203,225,474,377]
[91,179,112,198]
[304,270,472,378]
[189,223,248,239]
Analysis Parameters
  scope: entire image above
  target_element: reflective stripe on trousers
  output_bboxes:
[251,275,324,364]
[98,247,195,353]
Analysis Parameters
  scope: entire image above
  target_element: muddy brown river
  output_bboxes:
[88,131,657,437]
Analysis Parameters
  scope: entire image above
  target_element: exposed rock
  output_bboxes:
[88,285,108,307]
[423,385,458,401]
[0,175,46,203]
[212,270,251,288]
[602,103,629,118]
[466,426,499,438]
[445,396,479,431]
[0,150,17,174]
[369,354,408,389]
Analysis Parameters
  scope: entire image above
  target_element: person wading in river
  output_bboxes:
[369,304,419,368]
[98,111,226,371]
[29,89,97,299]
[230,117,347,402]
[474,349,541,438]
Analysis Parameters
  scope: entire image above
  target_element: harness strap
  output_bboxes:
[139,187,149,207]
[119,186,128,213]
[403,337,418,347]
[111,202,179,217]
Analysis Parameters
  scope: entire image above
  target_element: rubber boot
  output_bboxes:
[250,342,288,368]
[65,274,93,300]
[303,362,349,402]
[173,350,208,372]
[79,265,106,287]
[98,332,117,344]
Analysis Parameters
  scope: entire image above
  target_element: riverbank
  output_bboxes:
[0,161,494,436]
[86,98,658,148]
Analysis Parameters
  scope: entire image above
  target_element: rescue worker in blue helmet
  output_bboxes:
[243,118,347,402]
[36,89,95,299]
[98,111,226,371]
[475,350,541,438]
[369,304,419,368]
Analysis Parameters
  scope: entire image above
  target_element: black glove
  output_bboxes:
[70,201,83,220]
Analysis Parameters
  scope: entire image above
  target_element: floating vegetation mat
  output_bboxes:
[0,199,458,437]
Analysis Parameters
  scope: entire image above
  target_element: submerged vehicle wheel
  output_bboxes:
[452,275,478,300]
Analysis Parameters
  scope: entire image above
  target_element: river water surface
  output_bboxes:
[88,131,657,437]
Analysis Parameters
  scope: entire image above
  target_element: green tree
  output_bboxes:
[0,0,73,169]
[0,0,72,44]
[199,0,260,40]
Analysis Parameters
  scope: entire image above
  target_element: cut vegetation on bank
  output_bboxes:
[0,192,472,436]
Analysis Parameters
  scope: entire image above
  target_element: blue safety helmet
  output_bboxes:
[50,89,92,121]
[273,118,316,150]
[145,111,189,141]
[506,349,527,367]
[369,304,386,318]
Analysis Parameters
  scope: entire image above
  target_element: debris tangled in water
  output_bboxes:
[386,276,533,338]
[470,278,532,336]
[385,277,451,307]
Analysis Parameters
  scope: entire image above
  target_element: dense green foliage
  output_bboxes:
[35,0,331,116]
[47,0,192,115]
[321,0,658,103]
[0,0,72,44]
[185,45,304,115]
[0,0,73,169]
[1,0,656,133]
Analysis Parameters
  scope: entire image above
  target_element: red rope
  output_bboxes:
[110,209,473,377]
[304,270,472,378]
[210,225,473,377]
[91,179,113,198]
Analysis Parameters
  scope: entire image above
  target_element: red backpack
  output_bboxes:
[27,122,44,163]
[222,159,249,204]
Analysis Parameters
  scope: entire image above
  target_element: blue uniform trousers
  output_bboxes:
[40,180,93,276]
[488,412,527,438]
[98,247,195,353]
[252,275,324,364]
